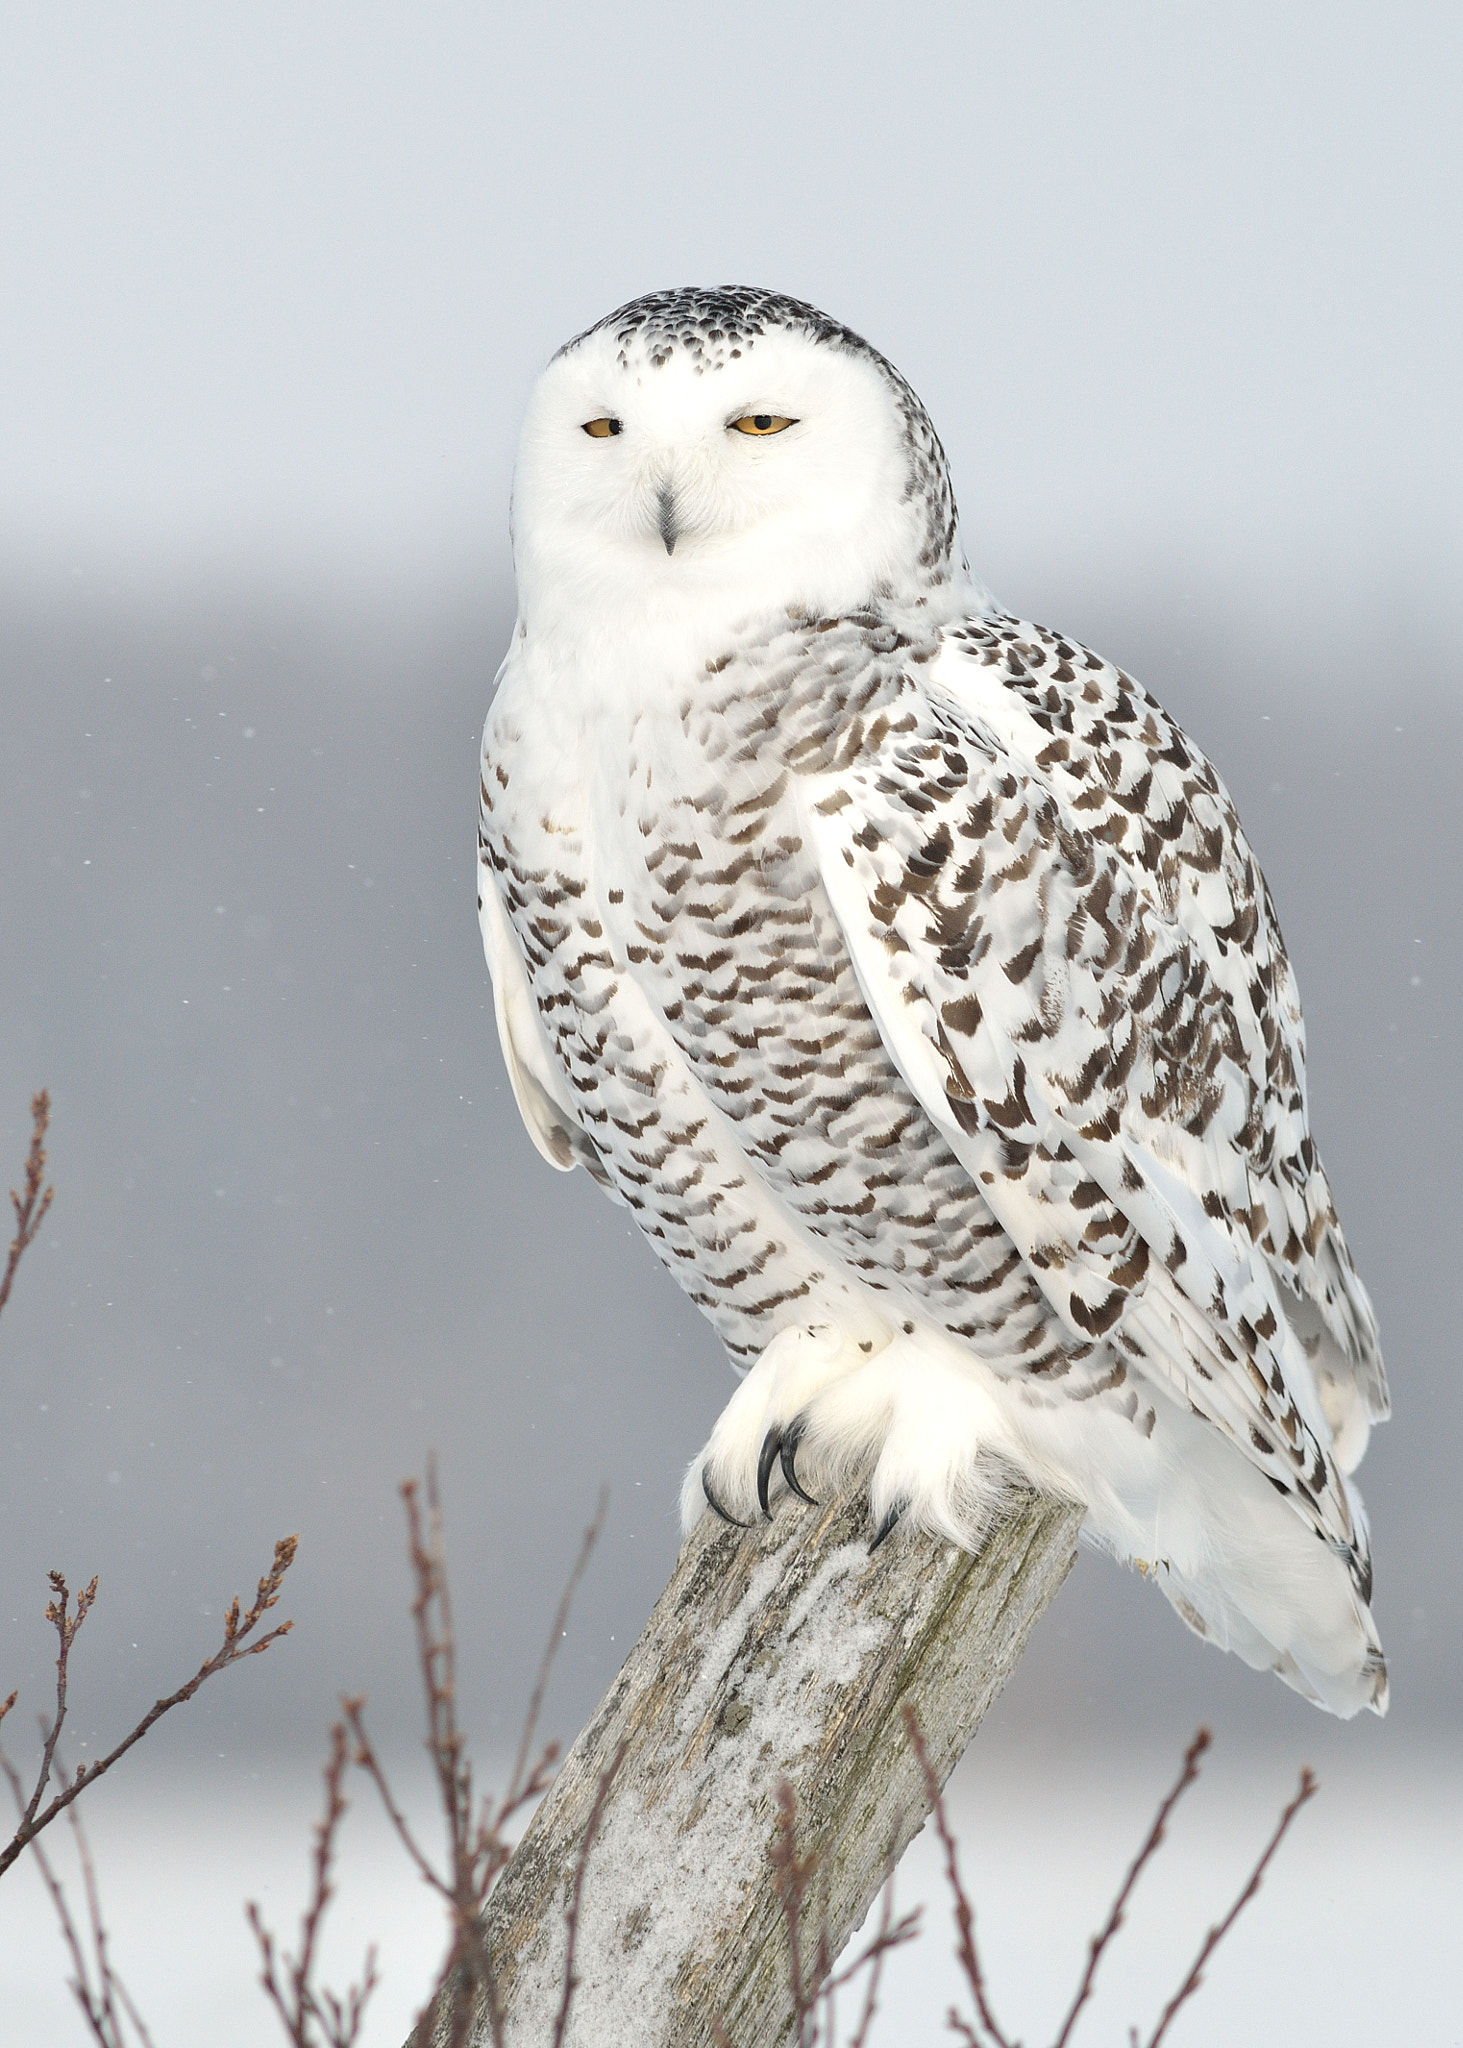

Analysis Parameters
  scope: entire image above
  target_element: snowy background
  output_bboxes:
[2,4,1458,2042]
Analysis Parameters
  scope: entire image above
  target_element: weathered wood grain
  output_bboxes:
[418,1487,1081,2048]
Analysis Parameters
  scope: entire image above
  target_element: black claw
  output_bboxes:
[756,1428,781,1520]
[702,1467,751,1528]
[780,1419,819,1506]
[868,1501,906,1554]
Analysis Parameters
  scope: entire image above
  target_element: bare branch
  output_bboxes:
[353,1464,608,2048]
[1051,1728,1211,2048]
[4,1570,99,1865]
[0,1534,298,1879]
[397,1461,510,2048]
[25,1826,118,2048]
[902,1701,1018,2048]
[247,1721,379,2048]
[342,1697,448,1903]
[295,1728,355,2026]
[550,1739,628,2048]
[1143,1765,1319,2048]
[768,1778,819,2045]
[13,1757,157,2048]
[506,1486,607,1814]
[839,1873,922,2048]
[0,1089,55,1320]
[761,1776,921,2048]
[73,1794,147,2048]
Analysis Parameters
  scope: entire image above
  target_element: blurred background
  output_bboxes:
[1,3,1458,2042]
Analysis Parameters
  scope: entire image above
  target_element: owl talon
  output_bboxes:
[869,1501,906,1553]
[780,1419,818,1505]
[702,1468,750,1528]
[756,1428,782,1519]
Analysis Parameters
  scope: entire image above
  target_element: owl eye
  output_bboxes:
[730,414,797,436]
[582,417,623,438]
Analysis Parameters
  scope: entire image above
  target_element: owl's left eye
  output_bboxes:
[730,414,798,436]
[582,417,623,438]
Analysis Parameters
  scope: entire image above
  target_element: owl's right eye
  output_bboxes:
[582,417,623,439]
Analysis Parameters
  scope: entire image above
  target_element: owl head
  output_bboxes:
[510,287,974,640]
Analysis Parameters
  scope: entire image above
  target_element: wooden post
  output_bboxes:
[424,1487,1081,2048]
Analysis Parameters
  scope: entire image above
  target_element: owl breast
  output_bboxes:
[480,613,1072,1378]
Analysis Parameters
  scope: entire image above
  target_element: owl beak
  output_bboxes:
[657,482,679,556]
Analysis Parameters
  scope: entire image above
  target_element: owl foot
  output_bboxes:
[702,1467,752,1528]
[868,1499,906,1552]
[680,1319,880,1533]
[757,1419,819,1515]
[682,1322,1023,1553]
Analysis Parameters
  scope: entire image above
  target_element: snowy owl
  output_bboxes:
[477,286,1388,1717]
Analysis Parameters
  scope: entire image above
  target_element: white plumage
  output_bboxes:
[478,288,1388,1716]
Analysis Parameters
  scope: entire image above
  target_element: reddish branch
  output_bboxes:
[346,1466,607,2048]
[506,1484,607,1813]
[1,1088,55,1319]
[0,1536,297,1880]
[1051,1728,1211,2048]
[904,1707,1317,2048]
[1142,1765,1319,2048]
[770,1777,823,2043]
[902,1703,1016,2048]
[23,1784,158,2048]
[836,1859,921,2048]
[816,1835,921,2048]
[247,1720,379,2048]
[550,1739,629,2048]
[1,1571,98,1866]
[729,1777,920,2048]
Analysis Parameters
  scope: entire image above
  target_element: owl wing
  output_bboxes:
[932,618,1387,1452]
[479,860,588,1175]
[799,625,1375,1586]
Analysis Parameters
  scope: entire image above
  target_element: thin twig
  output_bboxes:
[0,1535,297,1879]
[763,1777,920,2048]
[6,1570,98,1864]
[343,1699,449,1901]
[902,1702,1018,2048]
[408,1462,501,2048]
[247,1720,379,2048]
[769,1779,819,2045]
[108,1961,160,2048]
[550,1738,629,2048]
[506,1486,608,1812]
[0,1089,55,1319]
[24,1826,118,2048]
[294,1728,355,2018]
[1051,1728,1211,2048]
[350,1465,607,2048]
[1143,1766,1319,2048]
[7,1757,157,2048]
[73,1795,134,2048]
[839,1873,922,2048]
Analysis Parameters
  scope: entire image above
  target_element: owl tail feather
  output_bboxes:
[1025,1377,1389,1718]
[1156,1562,1387,1718]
